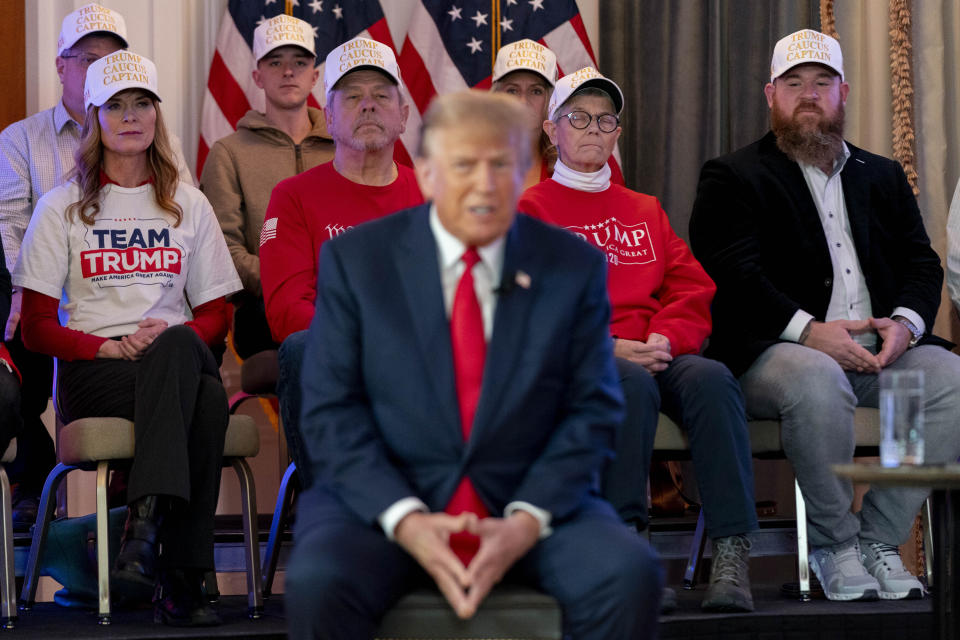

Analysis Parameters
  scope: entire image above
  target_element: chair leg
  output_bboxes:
[683,510,708,590]
[231,457,263,618]
[203,569,220,603]
[922,497,934,588]
[0,466,16,628]
[794,479,811,601]
[262,462,298,598]
[20,463,75,609]
[95,461,112,625]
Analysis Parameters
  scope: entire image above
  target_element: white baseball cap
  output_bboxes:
[547,67,624,120]
[58,3,128,57]
[323,36,403,94]
[492,39,558,86]
[770,29,844,82]
[253,14,316,63]
[84,51,160,112]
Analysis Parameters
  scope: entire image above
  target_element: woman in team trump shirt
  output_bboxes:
[13,53,240,627]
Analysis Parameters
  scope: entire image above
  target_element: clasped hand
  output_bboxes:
[96,317,168,360]
[394,510,540,619]
[803,317,910,372]
[614,332,672,374]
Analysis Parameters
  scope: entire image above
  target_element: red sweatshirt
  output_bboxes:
[519,180,715,356]
[259,162,424,341]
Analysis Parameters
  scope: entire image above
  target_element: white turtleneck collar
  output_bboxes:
[550,158,612,193]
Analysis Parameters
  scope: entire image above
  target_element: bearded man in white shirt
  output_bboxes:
[690,28,960,603]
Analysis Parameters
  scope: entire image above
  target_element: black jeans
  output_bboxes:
[5,326,55,496]
[57,326,228,570]
[0,364,22,454]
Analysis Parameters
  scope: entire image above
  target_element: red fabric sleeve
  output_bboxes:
[260,182,318,342]
[21,289,108,361]
[185,297,229,348]
[0,343,21,383]
[645,206,716,356]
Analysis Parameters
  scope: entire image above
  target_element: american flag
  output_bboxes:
[199,1,618,179]
[197,0,406,176]
[398,0,622,178]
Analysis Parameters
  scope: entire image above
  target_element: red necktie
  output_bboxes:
[445,247,490,566]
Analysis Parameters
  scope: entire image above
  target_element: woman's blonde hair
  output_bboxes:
[491,74,557,170]
[67,91,182,226]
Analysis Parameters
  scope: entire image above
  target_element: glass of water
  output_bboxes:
[879,369,924,467]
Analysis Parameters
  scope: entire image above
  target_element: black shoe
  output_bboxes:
[11,494,39,533]
[153,569,221,627]
[113,496,162,603]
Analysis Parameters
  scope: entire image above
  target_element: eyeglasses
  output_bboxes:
[558,110,620,133]
[60,53,101,68]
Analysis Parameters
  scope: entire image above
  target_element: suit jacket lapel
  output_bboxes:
[839,145,872,266]
[759,133,830,252]
[394,207,462,437]
[467,219,537,455]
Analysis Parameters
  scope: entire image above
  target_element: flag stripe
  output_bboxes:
[406,2,470,95]
[568,14,597,64]
[398,37,440,116]
[216,10,262,109]
[543,21,595,77]
[206,51,250,129]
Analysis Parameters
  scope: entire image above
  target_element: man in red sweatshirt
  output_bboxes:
[259,36,423,489]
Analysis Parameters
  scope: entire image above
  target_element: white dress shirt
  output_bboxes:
[945,178,960,312]
[779,143,924,346]
[378,205,552,541]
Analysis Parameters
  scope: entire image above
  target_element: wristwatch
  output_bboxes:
[892,315,922,347]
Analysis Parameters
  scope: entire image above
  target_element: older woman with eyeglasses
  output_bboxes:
[490,40,624,190]
[519,68,759,613]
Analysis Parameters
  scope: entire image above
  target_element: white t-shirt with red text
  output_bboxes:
[14,180,241,338]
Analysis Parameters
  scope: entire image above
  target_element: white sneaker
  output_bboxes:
[809,541,880,601]
[860,540,925,600]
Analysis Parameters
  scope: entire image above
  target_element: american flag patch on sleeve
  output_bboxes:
[259,217,278,247]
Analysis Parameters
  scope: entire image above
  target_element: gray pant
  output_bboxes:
[739,342,960,548]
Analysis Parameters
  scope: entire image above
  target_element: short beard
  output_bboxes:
[771,101,845,168]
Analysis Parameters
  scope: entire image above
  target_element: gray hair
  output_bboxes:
[554,87,616,121]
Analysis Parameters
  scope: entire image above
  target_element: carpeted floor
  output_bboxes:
[2,584,934,639]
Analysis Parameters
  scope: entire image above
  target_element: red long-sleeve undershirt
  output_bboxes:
[20,288,229,361]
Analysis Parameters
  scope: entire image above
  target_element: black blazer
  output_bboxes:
[689,131,946,377]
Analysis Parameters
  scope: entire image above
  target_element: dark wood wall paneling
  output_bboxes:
[0,0,26,130]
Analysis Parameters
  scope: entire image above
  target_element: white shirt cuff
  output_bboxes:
[379,497,428,541]
[891,307,925,336]
[504,501,553,539]
[780,310,815,343]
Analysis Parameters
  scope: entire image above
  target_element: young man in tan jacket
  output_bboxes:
[199,14,334,357]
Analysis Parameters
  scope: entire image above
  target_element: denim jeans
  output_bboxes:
[603,354,757,539]
[740,343,960,547]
